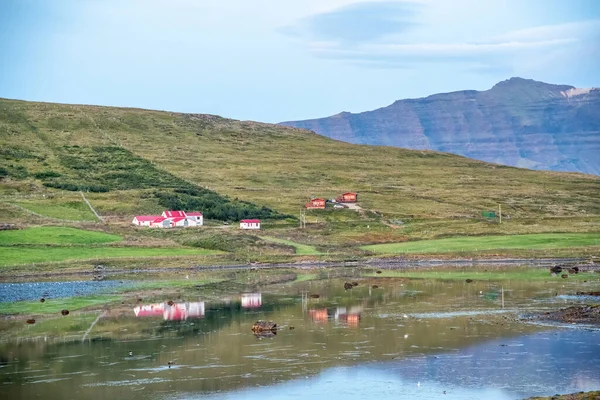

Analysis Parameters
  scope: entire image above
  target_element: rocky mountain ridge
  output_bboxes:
[280,78,600,175]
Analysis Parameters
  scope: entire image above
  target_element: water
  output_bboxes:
[0,276,599,399]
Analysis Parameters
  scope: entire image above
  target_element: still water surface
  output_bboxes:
[1,276,599,399]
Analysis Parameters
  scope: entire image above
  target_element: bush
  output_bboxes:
[34,171,62,179]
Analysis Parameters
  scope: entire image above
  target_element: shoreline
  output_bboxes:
[1,256,595,281]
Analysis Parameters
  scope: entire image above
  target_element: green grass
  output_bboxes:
[362,233,600,254]
[11,199,97,221]
[130,278,226,290]
[0,226,122,245]
[0,295,122,314]
[260,236,323,255]
[366,268,597,281]
[0,246,223,266]
[294,273,320,282]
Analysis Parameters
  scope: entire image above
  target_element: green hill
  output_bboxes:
[1,97,599,263]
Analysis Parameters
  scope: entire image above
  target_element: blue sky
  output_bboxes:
[1,0,599,122]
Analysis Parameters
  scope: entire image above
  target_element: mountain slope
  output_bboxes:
[1,97,599,225]
[280,78,600,175]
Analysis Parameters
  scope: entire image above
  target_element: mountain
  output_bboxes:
[280,78,600,175]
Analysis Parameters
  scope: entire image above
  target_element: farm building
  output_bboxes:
[336,192,358,203]
[306,198,326,209]
[240,219,261,230]
[131,215,159,227]
[132,210,203,228]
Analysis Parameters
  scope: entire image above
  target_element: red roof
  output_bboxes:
[186,212,203,217]
[171,217,186,223]
[342,192,357,196]
[241,219,261,223]
[134,215,160,222]
[163,210,186,218]
[152,217,168,223]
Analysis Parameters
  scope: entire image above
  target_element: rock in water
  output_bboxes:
[344,282,353,290]
[251,320,277,332]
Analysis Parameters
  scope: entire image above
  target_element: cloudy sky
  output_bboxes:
[1,0,599,122]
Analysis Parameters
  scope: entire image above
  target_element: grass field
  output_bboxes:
[0,226,122,245]
[0,295,122,315]
[10,198,97,221]
[260,236,323,255]
[0,246,222,266]
[362,233,600,254]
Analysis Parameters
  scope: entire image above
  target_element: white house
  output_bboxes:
[132,215,159,227]
[186,212,203,226]
[151,216,172,228]
[240,219,261,230]
[132,210,204,228]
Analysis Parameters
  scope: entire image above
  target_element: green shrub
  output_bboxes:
[34,171,62,179]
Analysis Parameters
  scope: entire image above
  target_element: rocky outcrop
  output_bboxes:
[280,78,600,175]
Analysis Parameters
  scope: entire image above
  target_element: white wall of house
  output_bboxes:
[240,221,260,230]
[152,219,172,228]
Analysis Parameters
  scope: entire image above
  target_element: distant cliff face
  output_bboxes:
[280,78,600,175]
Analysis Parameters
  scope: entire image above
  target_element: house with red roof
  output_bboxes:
[240,219,261,230]
[162,210,187,218]
[132,215,159,227]
[132,210,203,228]
[306,198,326,209]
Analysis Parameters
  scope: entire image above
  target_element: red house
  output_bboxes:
[306,198,326,209]
[337,192,358,203]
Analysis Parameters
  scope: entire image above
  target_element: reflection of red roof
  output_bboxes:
[241,219,260,223]
[163,304,186,321]
[134,304,165,317]
[187,212,203,217]
[163,210,186,218]
[135,215,160,222]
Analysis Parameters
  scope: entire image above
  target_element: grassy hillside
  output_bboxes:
[0,97,599,265]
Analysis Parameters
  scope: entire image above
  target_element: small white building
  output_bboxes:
[240,219,261,230]
[186,212,203,226]
[132,215,160,227]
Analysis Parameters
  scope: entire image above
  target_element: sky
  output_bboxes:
[1,0,599,122]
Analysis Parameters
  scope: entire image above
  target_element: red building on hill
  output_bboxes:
[336,192,358,203]
[306,198,326,209]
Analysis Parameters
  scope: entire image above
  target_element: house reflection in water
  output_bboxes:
[335,306,362,327]
[241,293,262,308]
[308,308,329,322]
[133,302,205,321]
[308,306,361,327]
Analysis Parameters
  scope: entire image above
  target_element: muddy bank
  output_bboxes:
[1,257,597,280]
[529,305,600,325]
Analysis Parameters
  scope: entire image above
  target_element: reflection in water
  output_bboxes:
[309,306,362,327]
[1,276,599,400]
[241,293,262,308]
[134,302,205,321]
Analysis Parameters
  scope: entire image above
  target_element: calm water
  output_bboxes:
[1,276,599,399]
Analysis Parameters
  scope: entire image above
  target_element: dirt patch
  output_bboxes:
[529,305,600,324]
